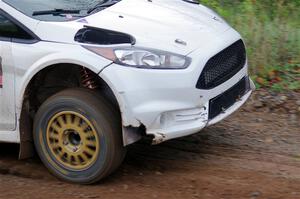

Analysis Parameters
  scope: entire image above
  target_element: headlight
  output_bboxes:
[84,46,191,69]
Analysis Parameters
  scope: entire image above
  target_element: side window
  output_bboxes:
[0,14,33,40]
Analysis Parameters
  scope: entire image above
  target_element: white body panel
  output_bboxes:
[0,0,254,144]
[0,40,15,131]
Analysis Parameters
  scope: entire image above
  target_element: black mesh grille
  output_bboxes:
[196,40,246,89]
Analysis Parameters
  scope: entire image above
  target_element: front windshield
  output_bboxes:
[3,0,111,22]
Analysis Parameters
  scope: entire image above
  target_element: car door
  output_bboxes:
[0,9,39,132]
[0,13,15,131]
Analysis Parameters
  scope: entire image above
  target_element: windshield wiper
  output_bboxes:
[87,0,120,14]
[33,9,81,16]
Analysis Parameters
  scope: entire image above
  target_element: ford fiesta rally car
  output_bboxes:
[0,0,255,184]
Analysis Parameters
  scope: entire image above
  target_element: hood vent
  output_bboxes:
[75,26,135,45]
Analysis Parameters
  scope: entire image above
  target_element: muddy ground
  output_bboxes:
[0,90,299,199]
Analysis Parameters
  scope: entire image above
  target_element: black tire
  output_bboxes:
[33,88,126,184]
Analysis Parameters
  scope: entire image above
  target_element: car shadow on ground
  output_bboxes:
[0,127,223,184]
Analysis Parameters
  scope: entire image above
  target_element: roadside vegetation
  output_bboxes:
[200,0,300,91]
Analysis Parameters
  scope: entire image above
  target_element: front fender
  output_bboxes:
[15,42,112,113]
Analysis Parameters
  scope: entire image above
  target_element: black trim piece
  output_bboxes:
[182,0,199,4]
[75,25,136,45]
[12,38,39,44]
[0,36,11,42]
[208,76,250,120]
[0,9,40,44]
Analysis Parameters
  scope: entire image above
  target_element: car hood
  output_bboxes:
[36,0,231,55]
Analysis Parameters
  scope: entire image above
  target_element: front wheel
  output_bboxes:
[33,89,126,184]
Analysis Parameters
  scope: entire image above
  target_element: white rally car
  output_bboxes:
[0,0,255,183]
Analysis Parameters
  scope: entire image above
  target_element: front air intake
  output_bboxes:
[196,40,246,89]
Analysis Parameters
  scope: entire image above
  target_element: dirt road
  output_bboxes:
[0,92,299,199]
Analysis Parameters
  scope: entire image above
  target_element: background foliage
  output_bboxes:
[200,0,300,91]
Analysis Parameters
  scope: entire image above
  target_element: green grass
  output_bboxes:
[200,0,300,91]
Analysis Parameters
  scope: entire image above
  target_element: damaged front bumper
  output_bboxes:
[149,77,254,144]
[100,29,255,145]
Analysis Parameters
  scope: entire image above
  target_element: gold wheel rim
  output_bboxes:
[46,111,100,170]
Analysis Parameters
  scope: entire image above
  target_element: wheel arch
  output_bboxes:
[17,57,110,159]
[18,60,143,159]
[17,53,107,110]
